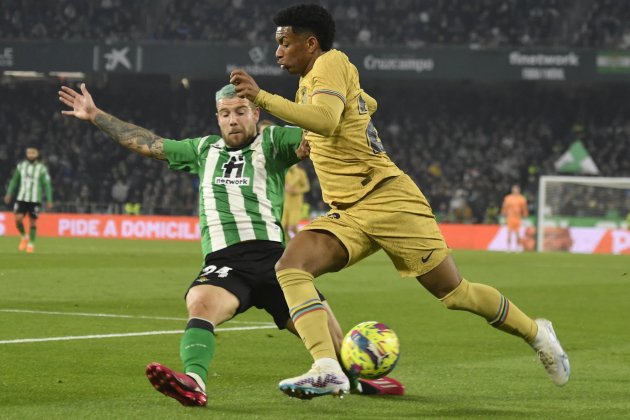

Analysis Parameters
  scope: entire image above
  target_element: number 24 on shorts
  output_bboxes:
[196,265,233,281]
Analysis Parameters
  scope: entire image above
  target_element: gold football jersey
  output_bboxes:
[297,49,402,208]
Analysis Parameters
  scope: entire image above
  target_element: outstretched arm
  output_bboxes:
[230,69,343,137]
[58,83,166,160]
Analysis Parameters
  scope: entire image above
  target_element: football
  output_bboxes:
[340,321,400,379]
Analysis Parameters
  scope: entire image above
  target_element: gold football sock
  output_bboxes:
[440,278,537,342]
[277,268,337,361]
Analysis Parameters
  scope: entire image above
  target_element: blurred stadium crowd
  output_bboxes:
[2,79,629,222]
[2,0,630,222]
[2,0,630,48]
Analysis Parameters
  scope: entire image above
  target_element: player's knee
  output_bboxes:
[274,258,285,272]
[274,255,295,272]
[440,278,470,310]
[186,298,211,318]
[186,286,238,321]
[275,250,309,272]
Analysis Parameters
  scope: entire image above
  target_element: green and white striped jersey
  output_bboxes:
[6,160,53,203]
[163,126,303,256]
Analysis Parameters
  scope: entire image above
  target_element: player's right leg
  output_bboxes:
[275,229,352,399]
[418,255,570,386]
[147,284,239,406]
[13,210,28,251]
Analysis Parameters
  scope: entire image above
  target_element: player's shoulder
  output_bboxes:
[171,134,221,146]
[315,49,351,69]
[263,125,302,140]
[204,134,223,145]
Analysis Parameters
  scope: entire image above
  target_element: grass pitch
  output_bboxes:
[1,236,629,419]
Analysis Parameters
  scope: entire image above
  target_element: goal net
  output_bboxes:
[537,176,630,252]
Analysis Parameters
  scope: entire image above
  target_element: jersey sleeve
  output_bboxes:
[163,138,203,174]
[6,167,20,196]
[310,52,348,104]
[254,52,348,137]
[255,90,343,137]
[521,197,529,217]
[41,166,53,202]
[266,126,303,168]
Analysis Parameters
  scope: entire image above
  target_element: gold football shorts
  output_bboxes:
[303,174,450,277]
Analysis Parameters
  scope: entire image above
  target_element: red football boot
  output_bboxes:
[146,362,207,407]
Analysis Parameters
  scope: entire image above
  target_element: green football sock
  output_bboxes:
[16,220,25,236]
[180,323,216,383]
[29,226,37,243]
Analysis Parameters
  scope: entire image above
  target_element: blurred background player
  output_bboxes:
[59,83,403,406]
[3,146,53,253]
[230,3,569,399]
[282,163,310,241]
[501,185,529,252]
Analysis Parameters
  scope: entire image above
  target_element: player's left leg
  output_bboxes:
[26,216,37,253]
[507,218,522,252]
[513,229,522,252]
[366,174,568,386]
[417,255,569,386]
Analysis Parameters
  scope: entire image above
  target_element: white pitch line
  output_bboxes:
[0,325,277,345]
[0,309,274,325]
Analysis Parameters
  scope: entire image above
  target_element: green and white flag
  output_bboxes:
[554,140,600,175]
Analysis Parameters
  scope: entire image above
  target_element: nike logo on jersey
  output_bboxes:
[421,250,435,264]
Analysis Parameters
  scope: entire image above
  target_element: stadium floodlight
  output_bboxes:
[3,70,46,78]
[49,71,86,80]
[537,176,630,252]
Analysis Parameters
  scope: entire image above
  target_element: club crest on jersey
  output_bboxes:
[215,155,250,186]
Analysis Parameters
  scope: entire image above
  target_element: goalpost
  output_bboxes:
[537,176,630,252]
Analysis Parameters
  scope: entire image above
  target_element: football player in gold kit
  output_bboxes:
[230,4,570,399]
[282,164,310,240]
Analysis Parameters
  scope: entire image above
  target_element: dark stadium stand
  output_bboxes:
[2,1,629,220]
[1,77,628,221]
[1,0,629,48]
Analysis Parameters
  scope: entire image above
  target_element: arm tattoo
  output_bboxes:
[94,112,166,160]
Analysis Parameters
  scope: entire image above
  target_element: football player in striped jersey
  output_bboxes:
[58,83,403,406]
[4,146,53,253]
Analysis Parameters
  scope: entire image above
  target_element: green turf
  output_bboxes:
[1,236,629,419]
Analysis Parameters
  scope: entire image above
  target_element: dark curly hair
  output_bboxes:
[273,4,335,51]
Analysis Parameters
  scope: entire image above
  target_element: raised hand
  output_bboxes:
[229,69,260,101]
[59,83,100,122]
